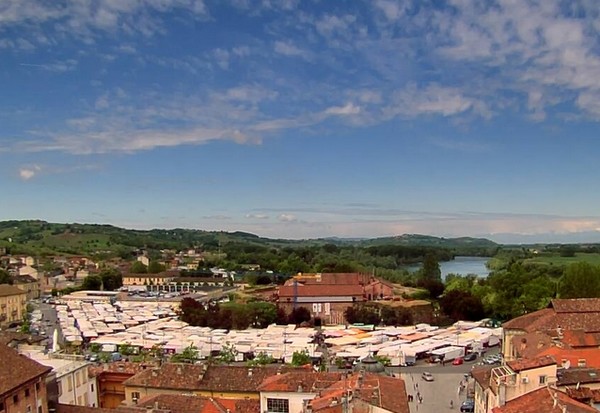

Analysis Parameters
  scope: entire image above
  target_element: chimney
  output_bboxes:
[248,368,253,377]
[297,384,303,392]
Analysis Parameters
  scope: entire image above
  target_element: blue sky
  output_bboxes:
[2,0,600,243]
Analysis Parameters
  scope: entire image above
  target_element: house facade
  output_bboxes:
[0,284,28,329]
[0,344,52,413]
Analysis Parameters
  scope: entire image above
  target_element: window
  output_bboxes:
[539,375,546,385]
[267,398,289,413]
[0,401,5,411]
[90,383,94,392]
[26,406,31,413]
[132,392,141,403]
[67,376,73,391]
[35,383,40,391]
[57,380,63,397]
[13,395,18,404]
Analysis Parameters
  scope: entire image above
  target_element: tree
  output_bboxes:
[439,290,485,322]
[288,307,311,325]
[147,261,166,274]
[99,268,123,291]
[291,349,311,366]
[0,269,12,285]
[247,352,274,366]
[82,275,102,290]
[130,261,148,274]
[559,262,600,299]
[217,343,238,364]
[171,344,199,363]
[421,253,442,282]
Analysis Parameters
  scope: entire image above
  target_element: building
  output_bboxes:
[0,284,28,328]
[22,351,97,408]
[277,273,396,325]
[472,356,559,413]
[307,372,409,413]
[258,371,343,413]
[122,273,178,288]
[123,364,297,405]
[490,387,596,413]
[12,275,41,301]
[0,343,52,413]
[502,298,600,361]
[90,362,157,408]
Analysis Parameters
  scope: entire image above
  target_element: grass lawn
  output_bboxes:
[524,253,600,266]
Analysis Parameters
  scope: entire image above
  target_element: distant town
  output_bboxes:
[2,221,600,413]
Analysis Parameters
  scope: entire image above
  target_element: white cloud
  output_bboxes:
[18,165,41,180]
[274,40,312,60]
[278,214,297,222]
[324,103,361,116]
[19,59,78,73]
[385,84,478,118]
[246,214,269,219]
[374,0,404,21]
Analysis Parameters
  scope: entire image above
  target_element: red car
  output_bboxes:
[452,357,464,365]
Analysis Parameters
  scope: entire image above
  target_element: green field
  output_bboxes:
[524,252,600,266]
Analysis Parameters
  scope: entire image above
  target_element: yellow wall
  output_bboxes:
[0,291,27,327]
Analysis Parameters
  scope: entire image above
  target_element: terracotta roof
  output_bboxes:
[551,299,600,313]
[89,361,157,377]
[0,331,44,347]
[510,332,557,359]
[287,273,370,286]
[491,387,597,413]
[561,330,600,348]
[537,348,600,369]
[557,367,600,386]
[278,284,364,298]
[124,364,299,393]
[309,373,409,413]
[502,300,600,334]
[136,394,260,413]
[565,387,600,404]
[471,365,494,391]
[0,283,27,297]
[506,355,556,372]
[258,371,343,392]
[0,344,52,396]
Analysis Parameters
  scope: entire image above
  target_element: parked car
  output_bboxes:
[464,352,477,362]
[452,357,464,365]
[460,399,475,412]
[421,372,434,382]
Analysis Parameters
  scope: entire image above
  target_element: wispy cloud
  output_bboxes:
[246,214,269,219]
[19,59,78,72]
[18,165,41,181]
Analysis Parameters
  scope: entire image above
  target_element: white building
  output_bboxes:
[21,350,98,407]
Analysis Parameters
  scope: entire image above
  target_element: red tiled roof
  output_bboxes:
[502,300,600,334]
[136,394,260,413]
[124,364,299,393]
[309,373,409,413]
[0,344,51,396]
[278,284,364,297]
[537,348,600,369]
[0,284,27,297]
[471,365,494,391]
[562,330,600,348]
[89,361,157,377]
[566,387,600,404]
[557,368,600,386]
[551,299,600,313]
[506,355,556,372]
[491,387,596,413]
[258,371,343,392]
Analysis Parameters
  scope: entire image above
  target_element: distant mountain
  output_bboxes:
[0,219,499,257]
[485,231,600,245]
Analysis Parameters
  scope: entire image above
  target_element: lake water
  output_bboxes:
[406,256,490,280]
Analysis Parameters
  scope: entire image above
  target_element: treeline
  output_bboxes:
[178,298,313,330]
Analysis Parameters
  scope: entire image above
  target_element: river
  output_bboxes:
[406,256,490,280]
